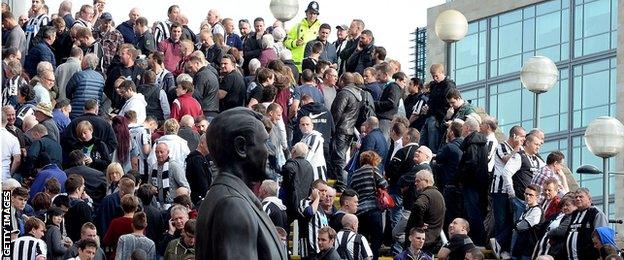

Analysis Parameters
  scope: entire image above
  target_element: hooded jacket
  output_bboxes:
[292,101,335,145]
[120,93,148,124]
[595,227,618,248]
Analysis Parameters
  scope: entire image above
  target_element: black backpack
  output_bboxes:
[336,230,363,260]
[345,87,376,130]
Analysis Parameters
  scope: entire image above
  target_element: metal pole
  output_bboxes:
[446,42,451,78]
[603,157,609,216]
[534,92,540,129]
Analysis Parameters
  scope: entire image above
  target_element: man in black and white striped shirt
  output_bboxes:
[488,125,525,259]
[153,5,180,45]
[24,0,50,52]
[11,217,47,260]
[300,116,328,181]
[71,4,94,30]
[297,179,329,257]
[335,213,373,260]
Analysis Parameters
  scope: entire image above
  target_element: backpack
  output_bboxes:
[337,230,363,260]
[344,87,376,130]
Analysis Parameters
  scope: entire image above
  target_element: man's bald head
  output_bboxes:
[341,213,358,230]
[365,116,379,129]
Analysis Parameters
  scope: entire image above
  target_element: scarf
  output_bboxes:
[151,158,170,206]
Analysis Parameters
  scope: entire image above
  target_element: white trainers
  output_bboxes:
[500,251,511,259]
[489,238,501,259]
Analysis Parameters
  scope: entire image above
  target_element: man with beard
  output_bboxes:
[195,108,288,259]
[346,30,375,75]
[104,44,145,110]
[74,27,104,73]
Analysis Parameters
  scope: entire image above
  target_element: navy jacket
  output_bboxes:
[66,69,105,119]
[24,42,56,77]
[117,21,137,44]
[360,128,388,171]
[434,137,464,187]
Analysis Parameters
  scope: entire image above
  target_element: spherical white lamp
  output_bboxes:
[584,116,624,217]
[270,0,299,23]
[520,56,559,94]
[434,10,468,43]
[584,116,624,158]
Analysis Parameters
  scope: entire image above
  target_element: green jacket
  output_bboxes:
[163,238,195,260]
[284,18,321,72]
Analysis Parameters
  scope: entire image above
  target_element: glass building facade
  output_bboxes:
[447,0,618,214]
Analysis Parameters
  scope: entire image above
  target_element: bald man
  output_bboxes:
[117,8,140,44]
[335,213,373,260]
[437,218,476,260]
[148,142,189,208]
[300,116,327,180]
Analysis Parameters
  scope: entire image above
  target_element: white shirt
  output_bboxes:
[1,128,21,180]
[119,93,147,124]
[502,152,545,197]
[147,134,190,167]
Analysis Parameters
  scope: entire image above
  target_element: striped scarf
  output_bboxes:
[150,159,170,207]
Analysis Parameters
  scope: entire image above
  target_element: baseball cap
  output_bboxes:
[100,12,113,21]
[336,24,348,31]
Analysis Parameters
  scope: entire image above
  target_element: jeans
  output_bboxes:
[388,192,404,255]
[443,186,463,235]
[510,197,526,252]
[419,116,443,153]
[463,186,486,246]
[330,134,354,192]
[491,193,513,252]
[358,209,383,260]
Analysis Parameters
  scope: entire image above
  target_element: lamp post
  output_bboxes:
[269,0,299,25]
[584,116,624,217]
[435,9,468,75]
[520,56,558,129]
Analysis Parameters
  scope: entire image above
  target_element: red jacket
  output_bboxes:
[543,196,561,221]
[170,93,203,121]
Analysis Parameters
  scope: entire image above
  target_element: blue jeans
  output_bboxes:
[491,193,513,252]
[510,197,526,252]
[389,192,404,255]
[463,186,486,246]
[419,116,443,153]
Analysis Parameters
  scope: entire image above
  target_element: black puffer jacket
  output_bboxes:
[331,84,361,135]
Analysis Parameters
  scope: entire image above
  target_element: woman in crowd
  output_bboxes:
[347,150,388,259]
[44,206,72,260]
[72,120,111,172]
[112,115,139,173]
[106,162,124,195]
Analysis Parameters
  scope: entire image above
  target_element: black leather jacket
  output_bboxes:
[331,84,361,135]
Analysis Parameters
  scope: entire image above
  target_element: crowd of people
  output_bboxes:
[2,0,623,260]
